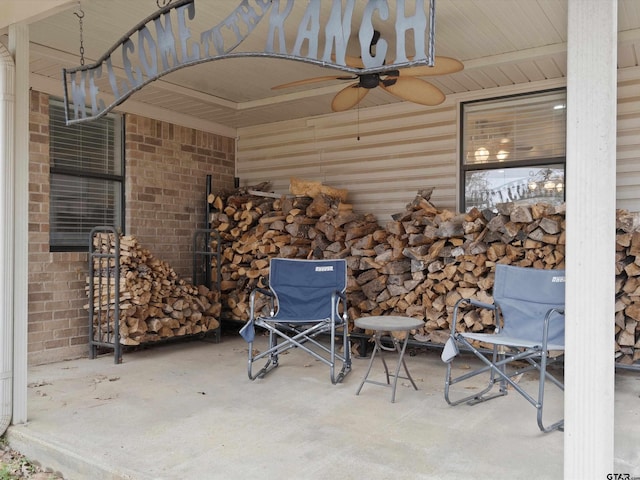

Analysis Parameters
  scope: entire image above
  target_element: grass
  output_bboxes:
[0,435,45,480]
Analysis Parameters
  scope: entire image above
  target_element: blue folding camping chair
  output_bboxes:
[240,258,352,384]
[442,264,565,432]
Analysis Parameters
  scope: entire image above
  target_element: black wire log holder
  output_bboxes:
[88,226,223,363]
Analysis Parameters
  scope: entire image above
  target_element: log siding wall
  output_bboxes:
[237,73,640,219]
[617,72,640,211]
[236,101,459,223]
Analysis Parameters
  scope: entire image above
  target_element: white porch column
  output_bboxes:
[0,40,15,437]
[565,0,617,477]
[8,23,29,425]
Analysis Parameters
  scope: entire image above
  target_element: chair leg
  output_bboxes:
[536,351,564,432]
[248,322,351,383]
[246,332,280,381]
[444,336,565,433]
[330,326,352,384]
[444,338,507,406]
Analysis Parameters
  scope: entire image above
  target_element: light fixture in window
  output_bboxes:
[474,147,489,162]
[527,168,564,193]
[496,149,509,161]
[468,120,513,163]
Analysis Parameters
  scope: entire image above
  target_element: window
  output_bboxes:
[49,99,124,251]
[460,89,566,212]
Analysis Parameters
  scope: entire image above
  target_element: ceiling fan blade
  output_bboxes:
[272,75,355,90]
[380,76,445,106]
[331,84,369,111]
[399,56,464,77]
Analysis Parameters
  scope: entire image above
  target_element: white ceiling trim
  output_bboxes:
[238,84,346,110]
[30,73,237,138]
[619,28,640,43]
[618,64,640,81]
[463,27,640,70]
[462,43,567,70]
[0,0,75,32]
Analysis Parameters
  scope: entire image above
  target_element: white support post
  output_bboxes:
[0,41,15,437]
[565,0,617,477]
[8,23,29,425]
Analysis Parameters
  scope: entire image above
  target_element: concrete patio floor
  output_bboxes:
[5,332,640,480]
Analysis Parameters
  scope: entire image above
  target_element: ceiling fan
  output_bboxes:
[272,31,464,112]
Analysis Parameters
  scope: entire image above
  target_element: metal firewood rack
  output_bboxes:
[88,226,122,363]
[192,228,223,342]
[89,225,224,363]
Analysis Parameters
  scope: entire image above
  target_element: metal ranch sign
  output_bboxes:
[63,0,436,124]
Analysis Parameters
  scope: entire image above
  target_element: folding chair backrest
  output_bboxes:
[269,258,347,321]
[493,264,565,345]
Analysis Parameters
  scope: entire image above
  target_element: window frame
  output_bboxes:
[459,88,567,212]
[49,98,125,252]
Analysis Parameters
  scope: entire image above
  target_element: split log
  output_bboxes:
[289,177,348,202]
[86,233,221,346]
[206,183,639,365]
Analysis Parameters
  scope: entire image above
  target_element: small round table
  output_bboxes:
[354,315,423,403]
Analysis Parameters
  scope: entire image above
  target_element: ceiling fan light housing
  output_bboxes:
[360,74,380,89]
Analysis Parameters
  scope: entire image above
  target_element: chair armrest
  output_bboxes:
[332,290,348,323]
[249,287,275,320]
[463,298,495,310]
[544,307,565,322]
[542,307,565,350]
[254,287,273,298]
[241,287,277,343]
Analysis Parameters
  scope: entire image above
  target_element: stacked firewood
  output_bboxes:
[387,198,567,344]
[208,179,640,365]
[208,183,381,320]
[86,233,221,345]
[614,210,640,364]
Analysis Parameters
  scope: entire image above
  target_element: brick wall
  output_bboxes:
[27,91,235,365]
[124,115,235,278]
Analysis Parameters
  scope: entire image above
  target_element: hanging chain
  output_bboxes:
[74,6,85,66]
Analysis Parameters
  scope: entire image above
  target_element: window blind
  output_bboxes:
[463,90,566,166]
[49,100,123,250]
